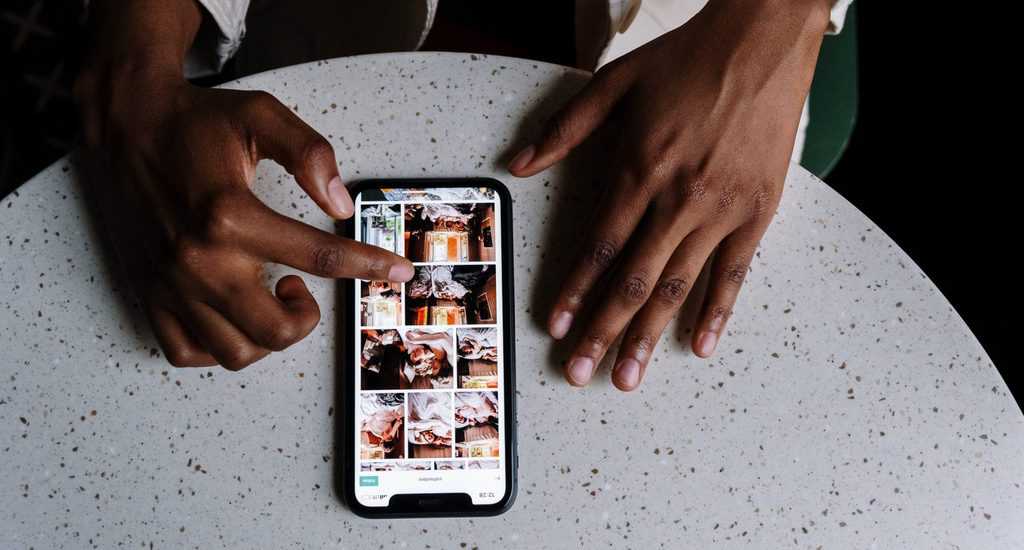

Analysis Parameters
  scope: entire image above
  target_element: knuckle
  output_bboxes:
[655,276,689,306]
[543,112,571,146]
[618,274,651,304]
[584,332,611,351]
[750,179,780,220]
[170,237,207,274]
[722,263,749,285]
[634,132,683,181]
[261,321,301,351]
[628,333,656,355]
[621,163,663,198]
[312,245,345,276]
[679,173,710,204]
[298,135,334,171]
[562,283,588,308]
[585,239,617,270]
[219,345,258,371]
[197,191,246,243]
[714,185,741,215]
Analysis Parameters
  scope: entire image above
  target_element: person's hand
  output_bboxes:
[508,0,831,390]
[76,0,413,370]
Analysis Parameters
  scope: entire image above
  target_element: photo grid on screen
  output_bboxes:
[357,190,502,473]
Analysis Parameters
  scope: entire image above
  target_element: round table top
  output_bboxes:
[2,53,1021,549]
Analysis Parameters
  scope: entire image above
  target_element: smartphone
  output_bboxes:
[342,178,517,517]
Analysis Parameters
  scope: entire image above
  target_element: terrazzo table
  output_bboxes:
[2,53,1022,549]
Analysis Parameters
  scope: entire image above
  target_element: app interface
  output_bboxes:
[353,185,506,507]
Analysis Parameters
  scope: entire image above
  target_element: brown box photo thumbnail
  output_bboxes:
[404,203,496,262]
[405,265,497,326]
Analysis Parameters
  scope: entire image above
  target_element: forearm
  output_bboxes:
[82,0,203,80]
[703,0,832,32]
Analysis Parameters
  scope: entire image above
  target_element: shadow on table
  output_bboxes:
[69,150,158,350]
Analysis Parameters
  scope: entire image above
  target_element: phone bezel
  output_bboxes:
[339,178,517,518]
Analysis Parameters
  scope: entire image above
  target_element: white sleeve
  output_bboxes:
[184,0,251,77]
[827,0,854,35]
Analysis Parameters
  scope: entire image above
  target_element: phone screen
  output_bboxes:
[350,181,513,512]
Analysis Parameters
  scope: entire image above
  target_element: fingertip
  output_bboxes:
[693,331,718,358]
[612,358,642,391]
[387,260,415,282]
[507,144,536,176]
[327,176,354,219]
[549,310,573,339]
[565,356,594,387]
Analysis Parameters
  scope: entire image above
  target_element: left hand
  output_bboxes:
[508,0,831,390]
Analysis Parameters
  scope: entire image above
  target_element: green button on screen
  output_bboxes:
[359,476,379,487]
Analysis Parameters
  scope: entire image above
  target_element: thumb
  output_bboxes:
[508,66,630,177]
[244,91,353,219]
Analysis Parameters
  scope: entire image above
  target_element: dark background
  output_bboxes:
[0,2,1015,399]
[825,3,1015,398]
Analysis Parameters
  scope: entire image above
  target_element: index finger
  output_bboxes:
[231,197,414,281]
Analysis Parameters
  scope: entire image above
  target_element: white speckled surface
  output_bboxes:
[1,53,1022,549]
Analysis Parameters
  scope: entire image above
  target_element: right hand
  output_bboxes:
[75,66,412,371]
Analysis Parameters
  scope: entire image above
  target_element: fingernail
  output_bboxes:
[614,358,641,390]
[388,262,414,282]
[327,176,353,218]
[696,331,718,357]
[508,144,535,173]
[550,311,573,339]
[566,357,594,386]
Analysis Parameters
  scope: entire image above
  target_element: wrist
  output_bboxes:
[76,0,201,130]
[702,0,831,39]
[80,0,202,83]
[674,0,828,101]
[791,0,834,36]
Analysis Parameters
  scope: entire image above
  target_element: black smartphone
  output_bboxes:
[341,178,517,518]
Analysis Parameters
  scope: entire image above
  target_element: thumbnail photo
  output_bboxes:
[360,461,433,471]
[396,461,433,471]
[367,187,496,202]
[360,280,401,327]
[360,329,454,390]
[434,460,465,471]
[361,461,396,472]
[407,393,454,459]
[466,460,500,470]
[360,204,401,254]
[359,393,404,460]
[405,265,497,326]
[454,391,499,458]
[457,328,498,389]
[404,203,496,262]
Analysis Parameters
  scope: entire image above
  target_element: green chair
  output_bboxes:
[801,4,858,179]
